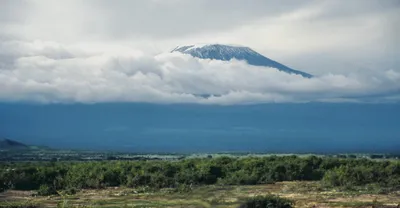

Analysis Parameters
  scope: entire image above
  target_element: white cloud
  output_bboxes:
[0,40,399,104]
[0,0,398,104]
[2,1,398,62]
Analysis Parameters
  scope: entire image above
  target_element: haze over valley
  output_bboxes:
[0,0,399,153]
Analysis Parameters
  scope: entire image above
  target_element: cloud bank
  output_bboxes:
[1,0,399,74]
[0,39,399,104]
[0,0,399,104]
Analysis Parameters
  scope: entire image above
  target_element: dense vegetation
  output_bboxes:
[238,195,293,208]
[0,202,38,208]
[1,156,399,194]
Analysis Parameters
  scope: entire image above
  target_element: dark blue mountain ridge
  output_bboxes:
[171,44,312,78]
[0,138,28,150]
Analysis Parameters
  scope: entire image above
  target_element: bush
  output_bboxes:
[63,186,77,195]
[0,201,39,208]
[177,184,192,193]
[238,195,293,208]
[37,184,57,196]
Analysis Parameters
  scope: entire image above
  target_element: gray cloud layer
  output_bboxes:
[0,39,399,104]
[0,0,399,104]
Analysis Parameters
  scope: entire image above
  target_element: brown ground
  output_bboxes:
[1,182,399,208]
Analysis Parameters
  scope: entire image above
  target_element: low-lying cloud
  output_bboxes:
[0,39,399,104]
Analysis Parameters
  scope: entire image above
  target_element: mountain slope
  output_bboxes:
[0,138,28,150]
[171,44,312,78]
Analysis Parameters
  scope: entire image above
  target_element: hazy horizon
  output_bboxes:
[1,102,399,153]
[1,0,399,153]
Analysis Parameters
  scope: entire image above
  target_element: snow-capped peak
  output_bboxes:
[172,44,257,56]
[171,44,312,78]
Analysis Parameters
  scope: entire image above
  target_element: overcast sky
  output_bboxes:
[0,0,399,104]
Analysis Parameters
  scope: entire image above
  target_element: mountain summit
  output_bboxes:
[171,44,312,78]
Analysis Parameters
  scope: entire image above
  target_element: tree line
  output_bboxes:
[1,156,399,194]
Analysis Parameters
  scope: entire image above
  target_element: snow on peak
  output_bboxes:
[171,44,313,78]
[172,44,254,53]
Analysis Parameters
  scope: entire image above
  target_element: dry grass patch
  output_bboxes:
[1,182,399,208]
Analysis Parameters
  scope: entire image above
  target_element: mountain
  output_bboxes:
[0,138,28,150]
[171,44,312,78]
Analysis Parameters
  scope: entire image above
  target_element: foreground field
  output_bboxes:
[1,182,400,208]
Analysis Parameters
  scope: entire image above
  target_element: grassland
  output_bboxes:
[1,182,399,208]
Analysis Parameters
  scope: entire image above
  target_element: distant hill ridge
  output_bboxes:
[0,138,28,149]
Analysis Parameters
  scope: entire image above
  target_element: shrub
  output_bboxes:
[63,187,77,195]
[0,201,39,208]
[238,195,293,208]
[37,184,57,196]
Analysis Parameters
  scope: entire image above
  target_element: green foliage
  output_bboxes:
[238,195,293,208]
[1,156,399,193]
[322,162,400,190]
[0,201,39,208]
[37,184,57,196]
[63,186,77,195]
[176,183,193,193]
